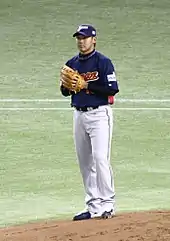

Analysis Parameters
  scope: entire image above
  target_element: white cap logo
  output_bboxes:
[77,25,88,32]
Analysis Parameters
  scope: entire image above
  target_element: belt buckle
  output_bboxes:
[87,107,93,111]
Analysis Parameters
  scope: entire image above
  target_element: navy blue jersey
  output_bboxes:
[62,50,119,108]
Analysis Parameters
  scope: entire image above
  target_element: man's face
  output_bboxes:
[76,35,96,54]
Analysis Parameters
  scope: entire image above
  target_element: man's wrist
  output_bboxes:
[84,82,88,89]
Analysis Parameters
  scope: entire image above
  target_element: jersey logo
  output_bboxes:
[81,71,99,82]
[107,72,116,82]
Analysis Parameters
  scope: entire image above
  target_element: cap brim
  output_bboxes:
[73,31,88,37]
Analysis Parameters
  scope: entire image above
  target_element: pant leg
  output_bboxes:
[73,110,101,214]
[86,105,115,213]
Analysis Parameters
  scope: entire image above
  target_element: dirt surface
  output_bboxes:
[0,211,170,241]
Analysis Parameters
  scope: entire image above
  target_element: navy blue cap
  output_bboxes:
[73,24,96,37]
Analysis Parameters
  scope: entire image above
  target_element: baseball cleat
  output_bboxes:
[73,211,91,221]
[101,209,115,219]
[73,209,102,221]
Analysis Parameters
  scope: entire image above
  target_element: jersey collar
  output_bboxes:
[78,49,96,61]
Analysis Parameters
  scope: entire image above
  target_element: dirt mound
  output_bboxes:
[0,211,170,241]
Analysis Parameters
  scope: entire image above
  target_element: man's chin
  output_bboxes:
[79,47,86,52]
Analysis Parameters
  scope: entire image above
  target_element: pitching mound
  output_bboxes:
[0,211,170,241]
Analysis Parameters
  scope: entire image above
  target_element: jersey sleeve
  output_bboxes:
[65,59,72,67]
[101,58,119,92]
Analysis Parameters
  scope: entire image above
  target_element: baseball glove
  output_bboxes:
[60,65,86,93]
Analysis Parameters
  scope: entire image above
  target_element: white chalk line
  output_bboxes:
[0,99,169,111]
[0,99,170,103]
[0,107,170,111]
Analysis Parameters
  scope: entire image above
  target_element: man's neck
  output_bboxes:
[80,48,95,56]
[78,49,96,60]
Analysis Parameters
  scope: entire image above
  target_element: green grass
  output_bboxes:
[0,109,170,227]
[0,0,170,227]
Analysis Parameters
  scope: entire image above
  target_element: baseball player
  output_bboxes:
[60,24,119,221]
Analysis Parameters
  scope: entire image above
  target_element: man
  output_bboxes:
[60,24,119,221]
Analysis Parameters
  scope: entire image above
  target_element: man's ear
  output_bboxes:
[93,37,97,44]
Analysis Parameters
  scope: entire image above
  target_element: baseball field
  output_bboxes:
[0,0,170,240]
